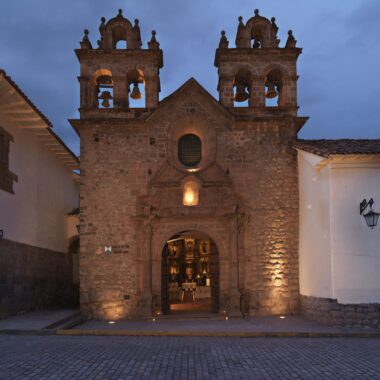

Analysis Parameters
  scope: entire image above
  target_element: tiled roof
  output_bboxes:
[0,69,79,169]
[0,69,52,128]
[295,139,380,158]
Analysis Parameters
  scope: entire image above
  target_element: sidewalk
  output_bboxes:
[1,310,379,337]
[62,314,380,338]
[0,309,79,333]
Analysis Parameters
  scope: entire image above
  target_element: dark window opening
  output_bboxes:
[0,126,18,194]
[178,134,202,167]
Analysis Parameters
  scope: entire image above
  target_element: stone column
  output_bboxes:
[227,215,243,317]
[218,75,234,107]
[138,218,155,317]
[113,75,127,110]
[145,75,159,109]
[250,75,265,108]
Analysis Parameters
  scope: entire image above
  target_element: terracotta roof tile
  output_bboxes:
[295,139,380,158]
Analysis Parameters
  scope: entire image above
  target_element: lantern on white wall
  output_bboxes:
[360,198,380,229]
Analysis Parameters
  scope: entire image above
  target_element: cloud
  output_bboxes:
[0,0,379,156]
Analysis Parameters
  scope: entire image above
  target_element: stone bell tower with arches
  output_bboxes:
[71,8,308,320]
[215,9,300,113]
[75,9,163,115]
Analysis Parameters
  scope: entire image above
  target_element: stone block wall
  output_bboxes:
[220,119,300,316]
[301,295,380,328]
[78,95,301,319]
[0,238,73,318]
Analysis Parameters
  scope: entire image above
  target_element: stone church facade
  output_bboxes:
[70,9,306,320]
[71,9,380,323]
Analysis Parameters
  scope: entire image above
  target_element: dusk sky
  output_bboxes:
[1,0,379,155]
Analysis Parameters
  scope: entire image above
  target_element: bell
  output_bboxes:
[234,83,250,102]
[265,82,278,99]
[99,90,113,108]
[130,82,142,100]
[252,38,261,49]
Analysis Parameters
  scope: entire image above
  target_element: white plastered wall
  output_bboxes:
[0,122,79,253]
[298,150,380,304]
[298,151,333,298]
[330,162,380,303]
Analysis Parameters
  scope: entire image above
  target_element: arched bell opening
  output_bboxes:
[251,28,263,49]
[265,70,283,107]
[233,68,252,108]
[126,68,145,108]
[111,25,129,49]
[94,69,114,109]
[115,39,128,49]
[161,230,220,315]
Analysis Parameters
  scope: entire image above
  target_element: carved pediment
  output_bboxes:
[147,78,233,126]
[138,161,240,218]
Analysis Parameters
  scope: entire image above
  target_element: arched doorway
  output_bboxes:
[161,230,219,315]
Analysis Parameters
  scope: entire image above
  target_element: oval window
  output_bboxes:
[178,134,202,167]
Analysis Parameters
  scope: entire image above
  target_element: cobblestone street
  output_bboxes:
[1,335,380,379]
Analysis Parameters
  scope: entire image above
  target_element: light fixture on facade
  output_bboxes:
[360,198,380,229]
[183,179,199,207]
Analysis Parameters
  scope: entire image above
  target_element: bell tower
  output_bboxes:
[75,9,163,118]
[215,9,300,116]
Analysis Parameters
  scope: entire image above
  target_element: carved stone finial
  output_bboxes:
[254,9,259,16]
[271,17,279,34]
[148,30,160,50]
[80,29,92,50]
[285,29,297,48]
[132,18,142,49]
[118,9,123,17]
[99,17,106,36]
[219,30,229,49]
[235,16,245,48]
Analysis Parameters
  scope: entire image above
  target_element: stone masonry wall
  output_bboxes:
[301,295,380,328]
[79,95,300,319]
[221,118,300,316]
[0,238,73,318]
[79,122,158,320]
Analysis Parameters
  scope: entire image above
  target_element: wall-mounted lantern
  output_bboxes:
[360,198,380,229]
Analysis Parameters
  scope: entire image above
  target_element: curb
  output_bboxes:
[56,329,380,338]
[0,329,56,336]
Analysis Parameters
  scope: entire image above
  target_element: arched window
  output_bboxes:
[178,134,202,167]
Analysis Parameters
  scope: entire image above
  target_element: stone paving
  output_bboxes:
[1,335,380,379]
[70,315,380,335]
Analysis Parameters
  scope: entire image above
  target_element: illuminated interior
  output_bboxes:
[182,180,199,206]
[161,231,219,314]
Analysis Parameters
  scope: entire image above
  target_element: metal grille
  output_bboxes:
[178,134,202,167]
